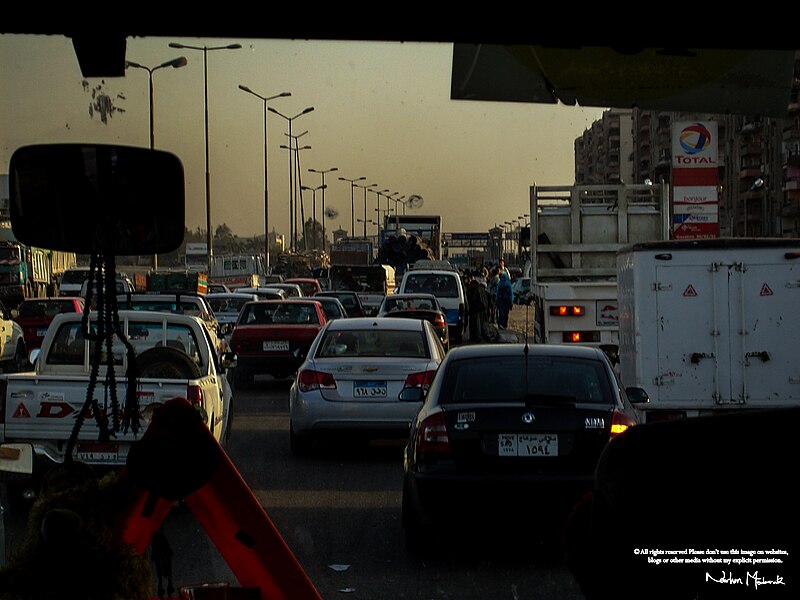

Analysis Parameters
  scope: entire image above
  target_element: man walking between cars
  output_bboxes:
[466,275,489,343]
[496,272,513,330]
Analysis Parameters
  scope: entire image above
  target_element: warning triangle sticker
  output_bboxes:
[683,285,698,297]
[13,403,31,418]
[760,283,774,296]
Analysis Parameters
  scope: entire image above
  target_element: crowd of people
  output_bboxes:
[463,259,516,343]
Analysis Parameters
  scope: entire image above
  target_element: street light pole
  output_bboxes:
[356,183,377,239]
[125,55,188,272]
[238,85,291,274]
[309,167,338,252]
[169,41,241,273]
[301,184,327,250]
[280,141,312,250]
[268,106,315,251]
[338,176,366,238]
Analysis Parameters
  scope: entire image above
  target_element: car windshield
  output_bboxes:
[383,296,436,312]
[403,273,458,298]
[241,302,319,325]
[206,296,250,314]
[316,328,428,358]
[18,300,78,317]
[440,355,614,405]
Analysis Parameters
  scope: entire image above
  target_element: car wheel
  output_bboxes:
[402,480,429,557]
[11,342,28,372]
[289,423,313,456]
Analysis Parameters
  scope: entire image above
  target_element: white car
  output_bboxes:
[289,317,447,455]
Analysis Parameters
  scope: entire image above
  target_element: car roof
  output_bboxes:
[444,343,608,361]
[206,292,259,299]
[384,293,438,300]
[324,316,426,332]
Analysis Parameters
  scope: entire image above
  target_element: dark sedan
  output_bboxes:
[376,293,449,351]
[313,290,365,318]
[401,343,638,555]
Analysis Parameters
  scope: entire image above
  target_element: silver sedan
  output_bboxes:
[289,317,447,455]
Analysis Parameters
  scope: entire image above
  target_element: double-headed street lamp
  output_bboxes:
[169,41,241,271]
[356,182,377,239]
[301,184,327,250]
[309,167,338,252]
[339,176,366,237]
[269,106,315,250]
[125,55,187,271]
[280,141,312,250]
[238,85,291,273]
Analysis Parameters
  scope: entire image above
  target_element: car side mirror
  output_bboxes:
[626,386,650,405]
[28,348,40,368]
[9,143,185,255]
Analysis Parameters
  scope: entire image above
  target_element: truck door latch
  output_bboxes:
[690,352,715,364]
[745,351,770,362]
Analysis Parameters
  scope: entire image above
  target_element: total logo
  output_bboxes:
[676,122,717,165]
[679,123,712,155]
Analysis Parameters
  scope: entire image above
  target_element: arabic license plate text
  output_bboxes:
[37,327,49,337]
[354,381,387,397]
[76,442,119,463]
[498,433,558,457]
[263,340,289,351]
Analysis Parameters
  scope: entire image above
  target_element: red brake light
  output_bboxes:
[433,314,446,328]
[298,369,337,392]
[187,385,203,406]
[404,369,437,389]
[551,305,584,316]
[610,410,636,437]
[415,411,451,458]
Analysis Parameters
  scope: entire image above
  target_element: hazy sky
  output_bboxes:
[1,34,606,240]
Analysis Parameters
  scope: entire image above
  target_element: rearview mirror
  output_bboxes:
[9,144,185,255]
[0,443,34,475]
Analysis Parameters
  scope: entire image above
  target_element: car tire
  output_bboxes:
[133,346,202,380]
[402,480,429,557]
[289,423,313,457]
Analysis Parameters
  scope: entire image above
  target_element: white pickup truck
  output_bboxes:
[0,310,235,476]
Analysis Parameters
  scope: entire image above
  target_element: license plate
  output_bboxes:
[354,381,387,397]
[263,340,289,351]
[37,328,48,337]
[76,442,119,462]
[498,433,558,457]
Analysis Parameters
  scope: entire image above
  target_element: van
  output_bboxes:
[397,262,466,343]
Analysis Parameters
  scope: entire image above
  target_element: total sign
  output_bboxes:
[672,121,718,168]
[672,121,719,239]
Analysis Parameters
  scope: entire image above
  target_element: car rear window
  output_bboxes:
[441,356,613,405]
[18,300,80,318]
[241,302,320,325]
[383,297,437,311]
[403,273,459,298]
[316,329,428,358]
[207,297,250,314]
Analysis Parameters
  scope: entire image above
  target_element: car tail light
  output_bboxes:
[298,369,337,392]
[433,314,446,328]
[415,411,451,459]
[610,410,636,437]
[404,370,437,389]
[0,380,6,424]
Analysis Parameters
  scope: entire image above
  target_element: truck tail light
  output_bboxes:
[415,411,451,459]
[610,410,636,437]
[297,369,337,392]
[404,370,437,389]
[551,305,584,316]
[562,331,601,343]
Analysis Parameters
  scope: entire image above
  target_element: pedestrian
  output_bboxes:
[466,275,489,343]
[487,267,500,324]
[498,259,511,279]
[496,272,513,329]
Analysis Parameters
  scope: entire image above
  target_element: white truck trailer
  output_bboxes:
[529,183,670,359]
[617,238,800,423]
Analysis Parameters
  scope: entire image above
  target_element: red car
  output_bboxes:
[229,299,326,386]
[285,278,323,297]
[13,297,85,351]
